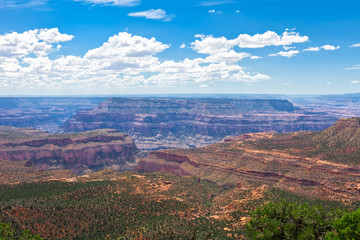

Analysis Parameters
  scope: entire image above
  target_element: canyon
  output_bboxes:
[137,117,360,202]
[61,97,341,151]
[0,126,140,174]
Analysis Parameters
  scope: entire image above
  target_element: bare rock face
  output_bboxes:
[137,118,360,201]
[62,98,338,151]
[0,97,106,133]
[0,126,140,174]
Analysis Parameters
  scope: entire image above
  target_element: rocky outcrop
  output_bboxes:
[62,98,338,151]
[0,126,140,174]
[137,119,360,200]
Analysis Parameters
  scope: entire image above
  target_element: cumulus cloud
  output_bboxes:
[236,30,308,48]
[75,0,140,6]
[0,29,270,91]
[0,28,74,57]
[191,30,308,54]
[321,45,340,50]
[303,45,340,52]
[269,50,299,58]
[128,9,174,21]
[351,80,360,84]
[180,43,186,48]
[350,43,360,48]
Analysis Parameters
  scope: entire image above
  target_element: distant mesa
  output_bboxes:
[61,97,337,151]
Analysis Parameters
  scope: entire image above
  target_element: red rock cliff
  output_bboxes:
[0,126,140,174]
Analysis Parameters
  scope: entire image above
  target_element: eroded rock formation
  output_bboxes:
[137,118,360,201]
[62,98,338,151]
[0,126,140,174]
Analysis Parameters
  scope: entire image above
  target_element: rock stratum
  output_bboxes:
[0,97,106,133]
[138,117,360,201]
[0,126,140,174]
[62,98,338,151]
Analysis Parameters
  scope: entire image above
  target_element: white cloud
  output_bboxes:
[250,56,262,59]
[200,84,209,88]
[192,35,235,54]
[303,45,340,52]
[283,46,296,50]
[37,28,74,43]
[351,80,360,84]
[194,34,205,38]
[350,43,360,48]
[235,10,240,13]
[203,50,251,63]
[208,9,222,13]
[303,47,320,52]
[236,30,308,48]
[0,29,270,91]
[0,0,48,9]
[191,30,308,54]
[346,65,360,70]
[180,43,186,48]
[0,28,73,57]
[321,45,340,50]
[76,0,140,6]
[128,9,174,21]
[269,50,299,58]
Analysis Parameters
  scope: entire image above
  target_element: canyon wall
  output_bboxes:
[0,126,140,174]
[137,118,360,201]
[62,98,338,151]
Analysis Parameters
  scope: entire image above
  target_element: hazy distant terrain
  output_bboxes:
[1,94,360,151]
[0,97,106,133]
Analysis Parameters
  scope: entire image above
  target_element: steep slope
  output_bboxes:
[62,97,337,151]
[0,97,106,133]
[138,118,360,201]
[0,126,140,174]
[249,117,360,164]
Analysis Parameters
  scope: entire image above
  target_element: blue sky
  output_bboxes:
[0,0,359,95]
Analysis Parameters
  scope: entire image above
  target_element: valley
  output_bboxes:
[0,126,140,175]
[0,96,360,239]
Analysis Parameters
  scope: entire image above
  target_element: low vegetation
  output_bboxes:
[0,170,359,239]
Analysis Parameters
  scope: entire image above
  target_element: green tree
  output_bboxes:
[246,200,340,240]
[0,223,42,240]
[327,208,360,240]
[0,223,14,239]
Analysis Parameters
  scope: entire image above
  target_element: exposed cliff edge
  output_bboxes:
[137,118,360,201]
[0,126,140,174]
[62,98,337,151]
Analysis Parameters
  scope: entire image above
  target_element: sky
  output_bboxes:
[0,0,359,95]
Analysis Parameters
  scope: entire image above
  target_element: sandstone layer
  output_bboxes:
[0,126,140,174]
[137,118,360,201]
[62,98,338,151]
